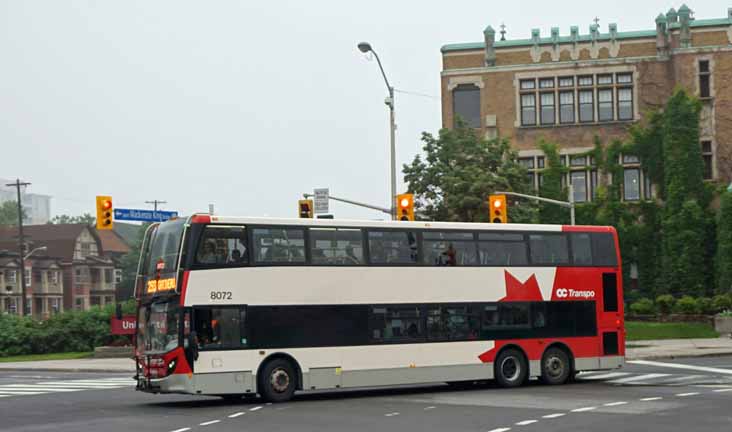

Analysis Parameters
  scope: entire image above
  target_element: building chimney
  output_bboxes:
[484,25,496,66]
[678,4,692,48]
[666,7,678,23]
[655,13,668,54]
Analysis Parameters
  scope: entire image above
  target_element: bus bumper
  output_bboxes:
[137,373,194,395]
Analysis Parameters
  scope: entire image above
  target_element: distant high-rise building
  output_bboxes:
[0,179,52,225]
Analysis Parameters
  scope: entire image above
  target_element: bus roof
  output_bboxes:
[187,214,614,233]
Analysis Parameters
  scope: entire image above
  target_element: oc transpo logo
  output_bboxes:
[556,288,595,299]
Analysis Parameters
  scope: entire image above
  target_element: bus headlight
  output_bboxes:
[167,359,177,374]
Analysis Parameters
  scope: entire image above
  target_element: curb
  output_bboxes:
[627,349,732,361]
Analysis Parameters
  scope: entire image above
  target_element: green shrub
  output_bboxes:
[0,300,136,357]
[629,298,656,315]
[697,297,714,315]
[656,294,676,315]
[712,294,732,313]
[674,295,700,314]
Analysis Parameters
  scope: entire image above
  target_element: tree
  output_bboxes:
[659,88,708,296]
[717,190,732,294]
[536,140,569,224]
[117,223,149,299]
[402,120,534,223]
[49,214,96,225]
[0,201,25,226]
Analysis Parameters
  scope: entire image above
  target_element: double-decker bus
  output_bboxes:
[134,214,624,402]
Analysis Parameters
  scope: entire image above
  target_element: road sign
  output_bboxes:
[314,188,329,214]
[114,208,178,222]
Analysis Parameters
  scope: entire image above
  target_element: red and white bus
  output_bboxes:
[134,215,624,402]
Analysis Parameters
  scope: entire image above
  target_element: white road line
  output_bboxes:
[542,413,566,419]
[0,395,11,398]
[424,406,436,410]
[515,420,537,426]
[28,384,124,389]
[676,392,700,397]
[713,388,732,393]
[199,420,221,426]
[659,375,705,384]
[487,428,511,432]
[628,360,732,375]
[0,391,44,395]
[571,406,597,412]
[385,412,400,417]
[603,401,629,407]
[170,428,190,432]
[228,412,245,418]
[0,386,83,392]
[580,372,630,380]
[608,373,671,384]
[250,406,263,411]
[640,397,663,401]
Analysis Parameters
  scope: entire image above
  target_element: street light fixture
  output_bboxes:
[24,246,47,260]
[357,41,397,220]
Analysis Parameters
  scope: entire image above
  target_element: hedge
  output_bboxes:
[0,301,135,357]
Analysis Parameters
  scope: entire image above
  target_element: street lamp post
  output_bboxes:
[19,246,46,317]
[358,41,397,220]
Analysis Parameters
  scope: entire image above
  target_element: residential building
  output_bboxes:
[440,5,731,203]
[0,179,52,225]
[0,251,64,318]
[0,224,118,314]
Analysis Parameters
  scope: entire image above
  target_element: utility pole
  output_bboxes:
[5,179,31,316]
[145,200,167,222]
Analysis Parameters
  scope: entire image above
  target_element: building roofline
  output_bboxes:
[441,18,731,53]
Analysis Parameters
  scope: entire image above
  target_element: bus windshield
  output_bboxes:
[143,218,187,277]
[137,301,180,355]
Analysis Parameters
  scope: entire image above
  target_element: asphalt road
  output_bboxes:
[1,356,732,432]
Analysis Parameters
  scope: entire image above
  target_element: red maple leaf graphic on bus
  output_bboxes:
[499,270,543,302]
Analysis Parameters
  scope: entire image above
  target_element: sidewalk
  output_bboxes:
[625,337,732,360]
[1,339,732,373]
[0,357,135,373]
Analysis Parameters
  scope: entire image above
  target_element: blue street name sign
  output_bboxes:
[114,208,179,222]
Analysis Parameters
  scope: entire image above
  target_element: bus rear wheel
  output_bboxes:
[494,348,527,388]
[540,347,571,385]
[258,358,297,403]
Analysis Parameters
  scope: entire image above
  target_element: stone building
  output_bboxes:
[440,4,731,203]
[0,224,118,314]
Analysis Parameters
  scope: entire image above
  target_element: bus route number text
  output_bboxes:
[210,291,233,301]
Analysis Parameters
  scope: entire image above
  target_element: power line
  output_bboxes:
[394,88,439,100]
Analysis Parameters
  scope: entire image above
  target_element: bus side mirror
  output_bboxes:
[115,303,122,320]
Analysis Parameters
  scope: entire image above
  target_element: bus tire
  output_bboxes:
[258,358,297,403]
[494,348,527,388]
[540,347,571,385]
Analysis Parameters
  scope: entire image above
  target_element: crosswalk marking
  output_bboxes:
[580,372,630,380]
[0,377,135,399]
[608,373,671,384]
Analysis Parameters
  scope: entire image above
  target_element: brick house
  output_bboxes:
[0,224,118,314]
[440,4,731,203]
[0,252,64,318]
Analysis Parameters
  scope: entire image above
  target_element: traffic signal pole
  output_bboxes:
[494,184,576,225]
[302,193,391,215]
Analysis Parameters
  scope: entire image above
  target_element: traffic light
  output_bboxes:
[489,194,507,223]
[96,195,114,230]
[298,199,313,218]
[396,193,415,221]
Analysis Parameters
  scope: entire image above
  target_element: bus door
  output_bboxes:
[597,271,623,365]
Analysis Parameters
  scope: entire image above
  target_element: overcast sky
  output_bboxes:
[2,1,728,221]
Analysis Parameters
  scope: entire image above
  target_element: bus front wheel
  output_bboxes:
[258,358,297,403]
[540,347,571,385]
[494,348,527,388]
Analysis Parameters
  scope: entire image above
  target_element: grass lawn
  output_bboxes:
[626,321,719,341]
[0,352,93,363]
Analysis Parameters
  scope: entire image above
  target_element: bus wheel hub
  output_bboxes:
[271,369,290,393]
